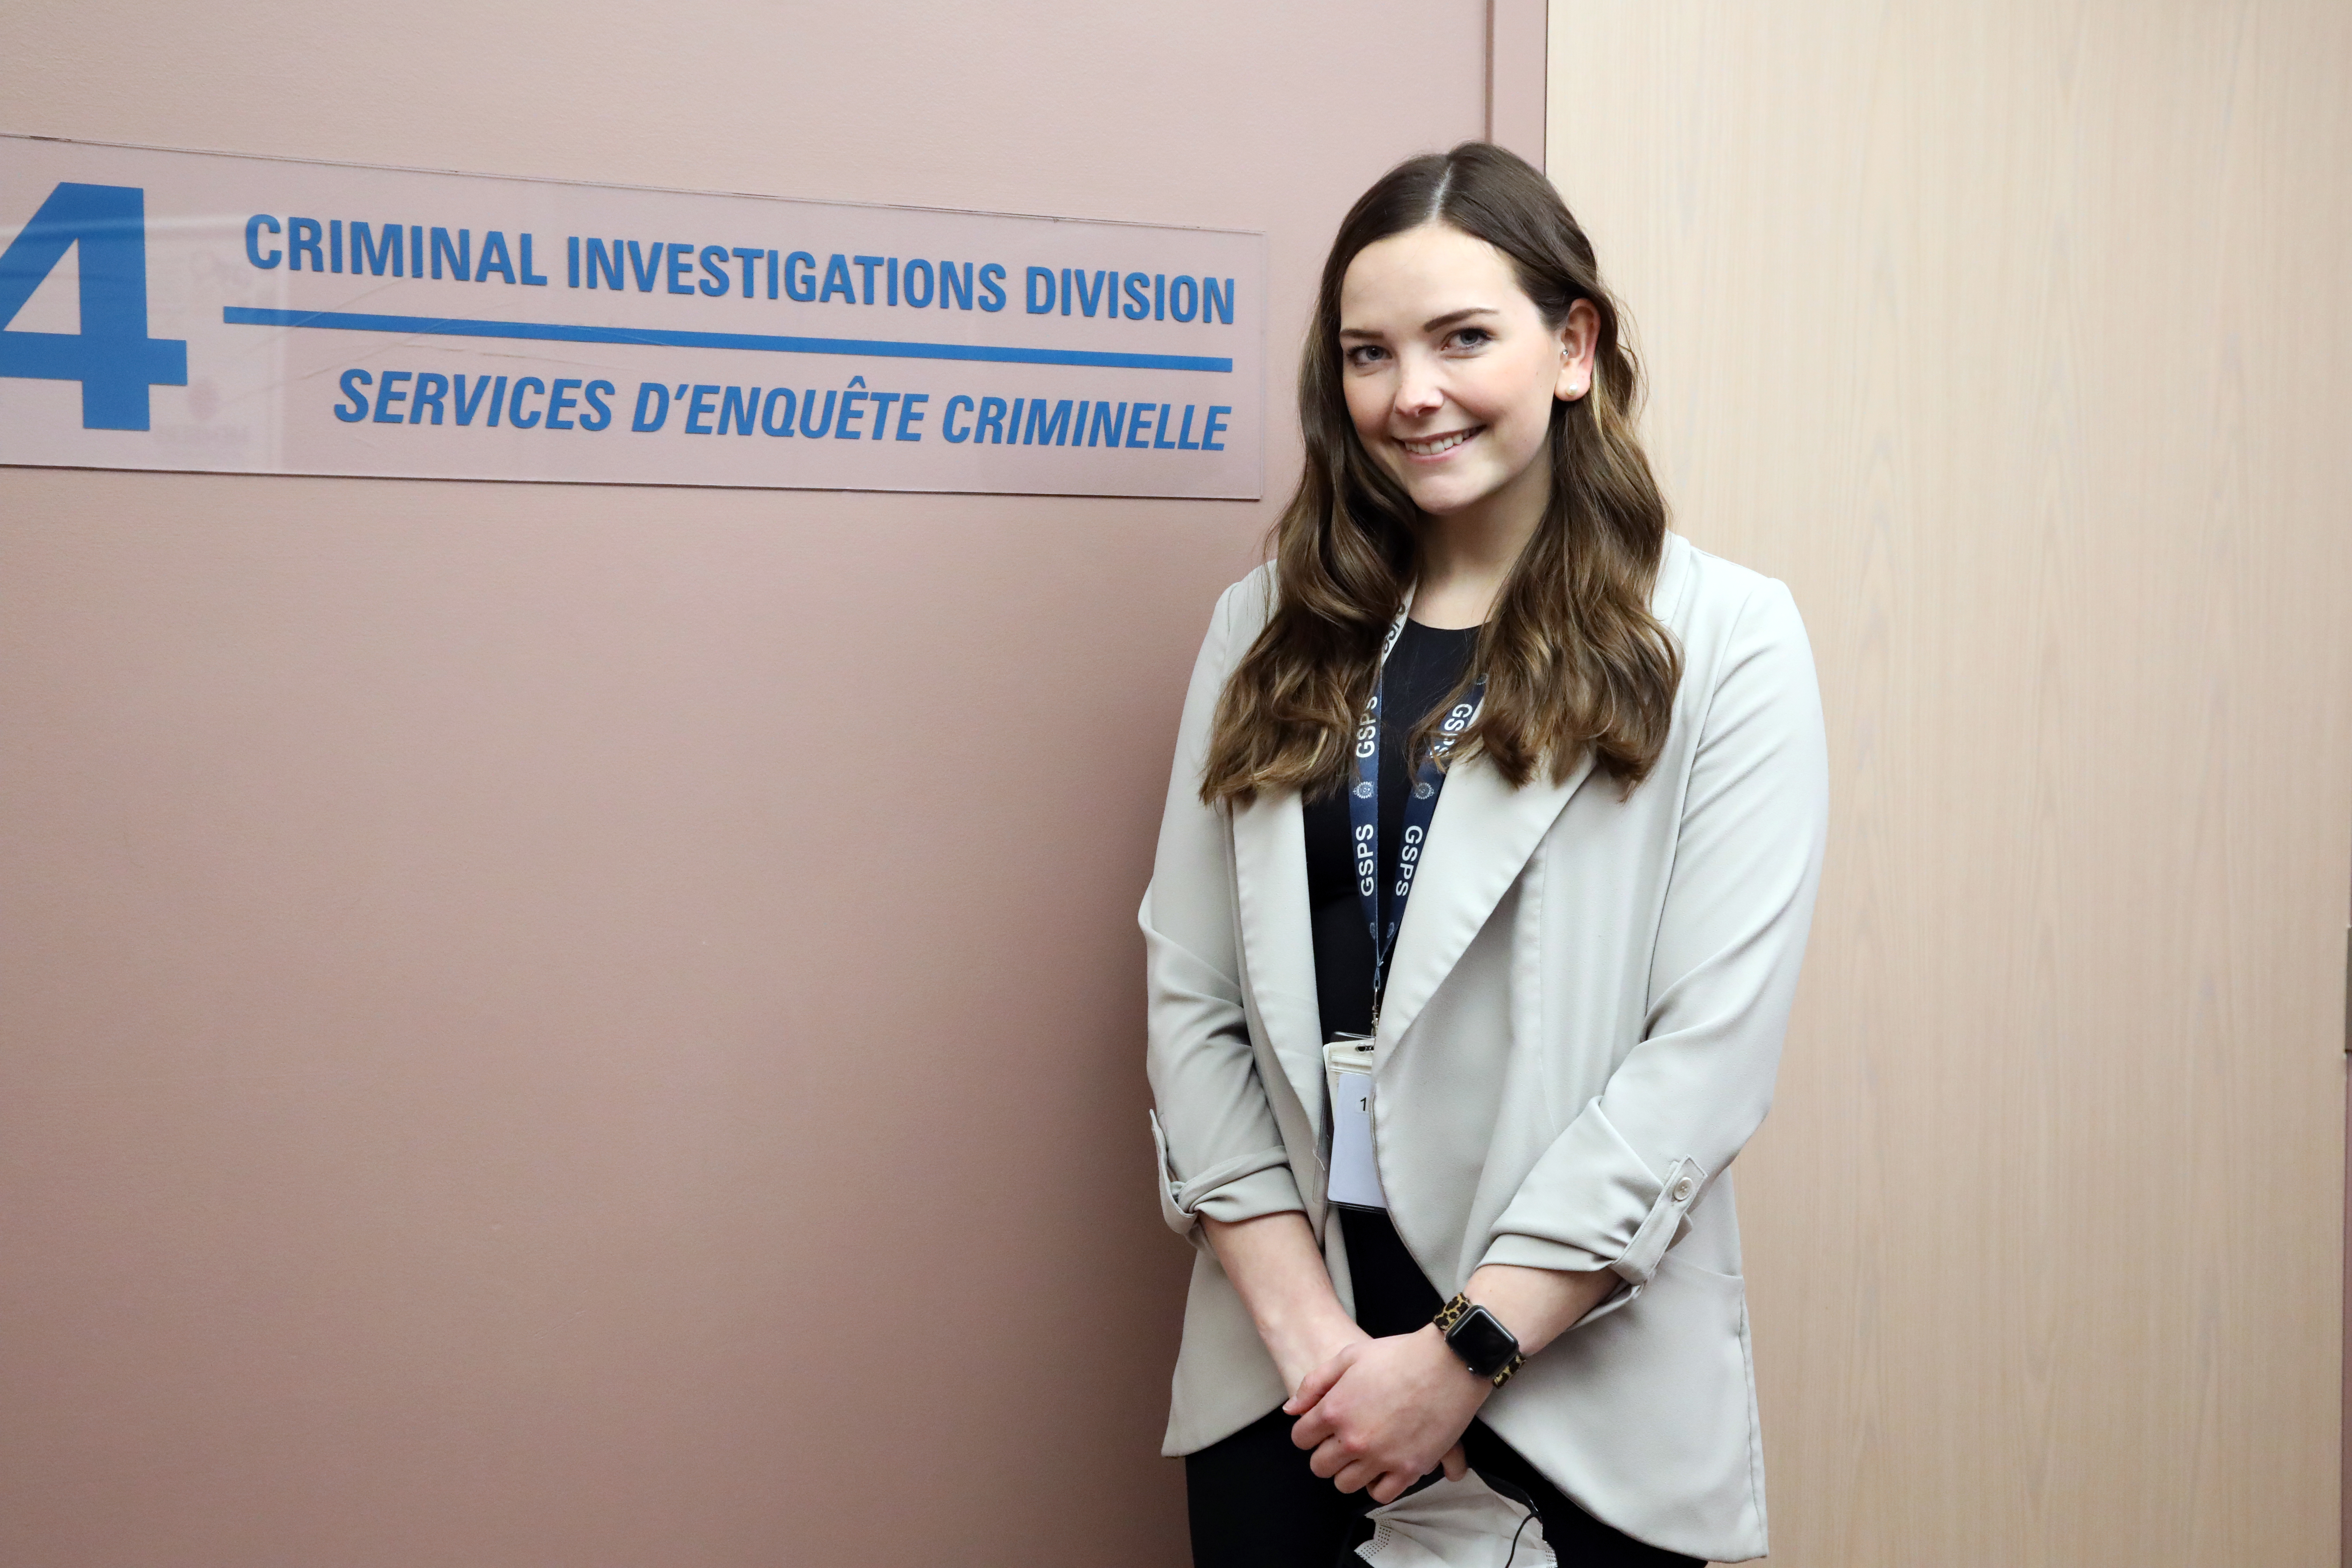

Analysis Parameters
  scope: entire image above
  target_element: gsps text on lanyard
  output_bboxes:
[1325,595,1485,1212]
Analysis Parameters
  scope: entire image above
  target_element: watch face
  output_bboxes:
[1447,1306,1518,1378]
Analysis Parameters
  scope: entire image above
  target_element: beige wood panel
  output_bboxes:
[1549,5,2352,1563]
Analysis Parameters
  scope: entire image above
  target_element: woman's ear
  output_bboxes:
[1556,299,1601,401]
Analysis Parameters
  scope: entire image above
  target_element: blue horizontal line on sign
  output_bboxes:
[220,307,1234,373]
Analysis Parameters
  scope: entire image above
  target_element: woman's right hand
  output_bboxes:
[1202,1213,1469,1488]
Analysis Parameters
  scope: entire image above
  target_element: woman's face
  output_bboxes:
[1336,222,1594,521]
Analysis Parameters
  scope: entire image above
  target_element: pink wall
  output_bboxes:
[0,4,1506,1563]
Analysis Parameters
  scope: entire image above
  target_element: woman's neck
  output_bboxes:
[1409,465,1548,629]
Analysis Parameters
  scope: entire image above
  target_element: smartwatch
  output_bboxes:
[1433,1293,1525,1387]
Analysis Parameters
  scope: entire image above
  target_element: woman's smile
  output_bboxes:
[1396,426,1484,460]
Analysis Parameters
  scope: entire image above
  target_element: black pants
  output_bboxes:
[1185,1210,1701,1568]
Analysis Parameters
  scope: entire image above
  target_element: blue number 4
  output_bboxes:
[0,181,188,430]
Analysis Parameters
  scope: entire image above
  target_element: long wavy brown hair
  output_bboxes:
[1200,143,1680,806]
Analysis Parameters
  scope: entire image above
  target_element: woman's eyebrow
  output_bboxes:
[1338,306,1500,341]
[1420,306,1500,332]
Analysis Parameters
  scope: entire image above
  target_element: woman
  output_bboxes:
[1141,143,1827,1567]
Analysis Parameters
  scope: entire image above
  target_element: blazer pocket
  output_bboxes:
[1485,1247,1758,1560]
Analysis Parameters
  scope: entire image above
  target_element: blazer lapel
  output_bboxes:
[1374,748,1596,1054]
[1233,535,1692,1100]
[1377,533,1693,1052]
[1228,787,1329,1124]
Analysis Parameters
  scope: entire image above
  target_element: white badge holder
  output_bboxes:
[1323,1035,1388,1210]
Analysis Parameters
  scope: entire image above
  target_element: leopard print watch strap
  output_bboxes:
[1433,1292,1526,1387]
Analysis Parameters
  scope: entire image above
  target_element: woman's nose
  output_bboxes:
[1393,358,1445,419]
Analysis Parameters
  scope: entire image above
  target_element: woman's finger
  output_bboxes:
[1289,1398,1338,1450]
[1307,1435,1351,1480]
[1282,1345,1353,1416]
[1442,1442,1469,1481]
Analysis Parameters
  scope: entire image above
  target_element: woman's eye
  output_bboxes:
[1447,327,1493,350]
[1344,344,1388,367]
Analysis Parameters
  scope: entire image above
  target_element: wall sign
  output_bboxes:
[0,136,1265,498]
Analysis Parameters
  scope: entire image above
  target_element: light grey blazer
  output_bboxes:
[1140,533,1827,1564]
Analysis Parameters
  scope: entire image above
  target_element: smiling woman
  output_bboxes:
[1142,143,1829,1566]
[1198,145,1681,810]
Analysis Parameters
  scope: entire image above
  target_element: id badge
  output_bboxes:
[1322,1036,1387,1211]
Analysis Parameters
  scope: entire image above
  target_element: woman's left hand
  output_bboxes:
[1283,1325,1490,1503]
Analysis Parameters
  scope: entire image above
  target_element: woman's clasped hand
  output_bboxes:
[1283,1325,1479,1504]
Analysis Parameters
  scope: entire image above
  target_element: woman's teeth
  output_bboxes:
[1400,429,1477,456]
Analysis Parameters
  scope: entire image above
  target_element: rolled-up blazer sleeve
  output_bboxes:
[1478,578,1828,1294]
[1141,576,1306,1241]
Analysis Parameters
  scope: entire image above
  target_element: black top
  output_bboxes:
[1302,618,1480,1042]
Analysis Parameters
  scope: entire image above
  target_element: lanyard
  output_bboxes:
[1350,595,1485,1028]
